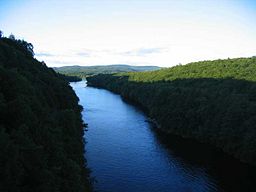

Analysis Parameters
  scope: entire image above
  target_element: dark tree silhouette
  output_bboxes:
[0,33,92,191]
[9,33,15,40]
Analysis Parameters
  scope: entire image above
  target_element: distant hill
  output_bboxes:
[54,64,161,78]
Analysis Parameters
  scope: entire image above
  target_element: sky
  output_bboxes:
[0,0,256,67]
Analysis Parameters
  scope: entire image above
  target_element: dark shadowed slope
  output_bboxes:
[0,36,91,191]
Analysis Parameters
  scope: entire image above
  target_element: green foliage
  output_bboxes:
[0,36,91,191]
[121,57,256,82]
[87,57,256,166]
[54,64,160,78]
[57,73,82,82]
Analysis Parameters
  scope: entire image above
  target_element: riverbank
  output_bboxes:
[86,58,256,167]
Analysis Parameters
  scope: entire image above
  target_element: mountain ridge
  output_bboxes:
[54,64,161,78]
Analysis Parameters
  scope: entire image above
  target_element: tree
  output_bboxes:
[20,40,34,56]
[0,30,2,38]
[9,34,15,40]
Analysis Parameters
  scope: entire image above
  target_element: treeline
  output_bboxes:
[0,34,91,191]
[87,57,256,166]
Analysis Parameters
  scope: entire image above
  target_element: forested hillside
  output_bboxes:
[87,57,256,166]
[54,64,160,78]
[0,36,91,191]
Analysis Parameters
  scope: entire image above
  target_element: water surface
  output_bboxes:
[71,81,255,192]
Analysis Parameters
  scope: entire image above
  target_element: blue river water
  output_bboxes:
[71,81,255,192]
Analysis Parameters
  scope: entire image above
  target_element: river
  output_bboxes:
[71,81,255,192]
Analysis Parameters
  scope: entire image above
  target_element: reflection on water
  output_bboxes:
[71,81,255,192]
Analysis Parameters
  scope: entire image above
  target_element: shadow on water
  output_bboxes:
[150,126,256,192]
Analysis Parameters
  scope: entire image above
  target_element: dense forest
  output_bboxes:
[54,64,160,78]
[0,34,91,191]
[87,57,256,166]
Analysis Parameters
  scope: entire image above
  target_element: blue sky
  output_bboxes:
[1,0,256,67]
